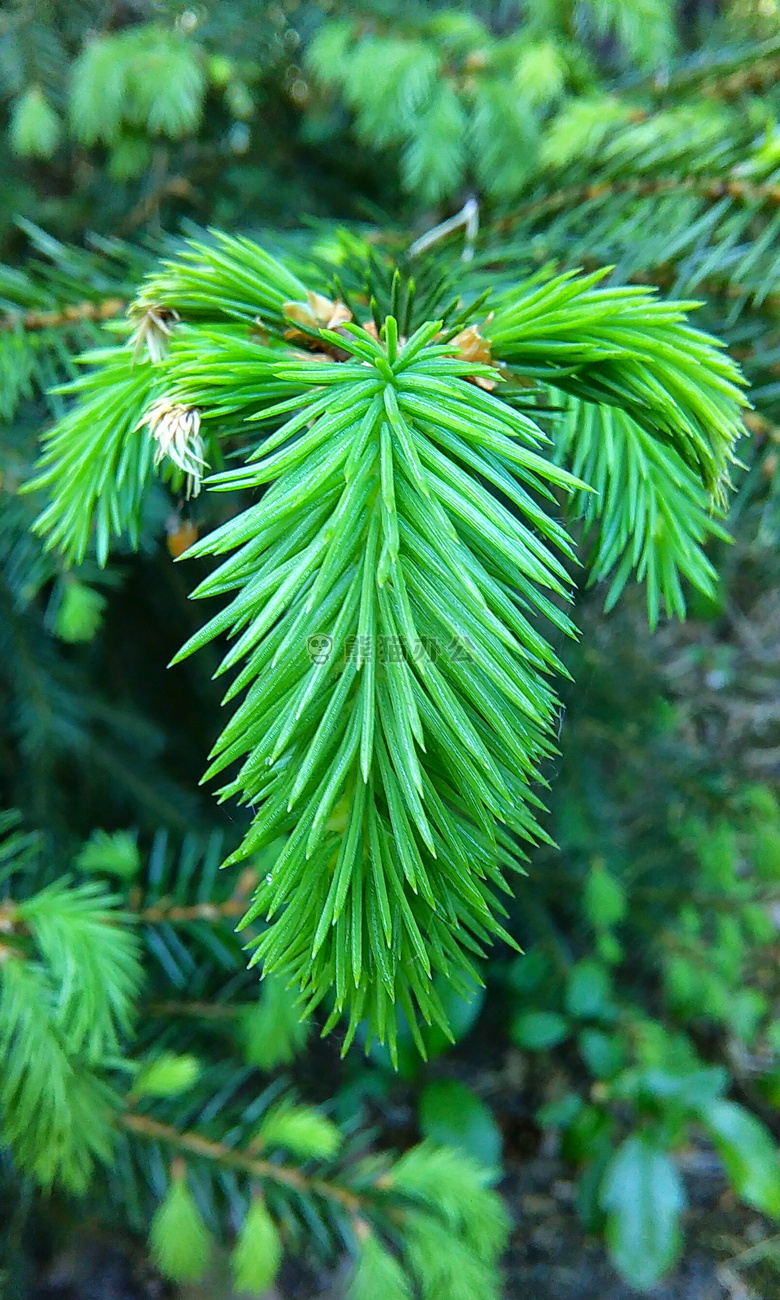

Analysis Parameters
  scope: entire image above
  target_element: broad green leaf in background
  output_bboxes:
[600,1135,686,1289]
[510,1010,570,1050]
[565,960,616,1021]
[584,861,627,930]
[699,1099,780,1218]
[624,1066,727,1113]
[419,1079,502,1170]
[578,1028,626,1080]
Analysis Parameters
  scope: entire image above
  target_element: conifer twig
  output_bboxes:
[0,299,126,332]
[138,898,245,923]
[119,1112,364,1211]
[499,176,780,233]
[148,999,242,1019]
[409,196,479,261]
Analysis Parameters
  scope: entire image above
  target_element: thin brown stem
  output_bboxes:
[131,865,257,925]
[0,299,126,332]
[497,175,780,235]
[137,898,245,923]
[146,999,241,1019]
[119,1112,363,1211]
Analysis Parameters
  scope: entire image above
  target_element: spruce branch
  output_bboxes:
[5,7,780,1292]
[139,897,245,923]
[0,951,120,1190]
[25,347,160,564]
[120,1113,508,1298]
[554,396,730,624]
[633,31,780,98]
[499,176,780,232]
[27,233,746,1051]
[486,269,745,498]
[0,297,126,332]
[0,816,144,1190]
[119,1111,363,1210]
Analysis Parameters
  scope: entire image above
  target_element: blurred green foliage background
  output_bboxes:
[6,1,780,1296]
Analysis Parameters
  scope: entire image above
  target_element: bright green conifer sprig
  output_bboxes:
[485,268,745,498]
[0,811,510,1298]
[27,232,746,1049]
[0,812,143,1192]
[173,317,580,1052]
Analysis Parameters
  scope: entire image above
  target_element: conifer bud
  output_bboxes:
[140,399,207,498]
[149,1165,212,1282]
[129,304,180,363]
[283,290,352,340]
[451,320,498,389]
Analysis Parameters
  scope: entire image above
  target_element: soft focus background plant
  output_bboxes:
[5,1,780,1297]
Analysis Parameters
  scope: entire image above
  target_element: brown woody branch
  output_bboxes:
[0,299,126,333]
[137,897,245,923]
[133,866,258,924]
[500,175,780,233]
[119,1111,363,1211]
[147,999,241,1019]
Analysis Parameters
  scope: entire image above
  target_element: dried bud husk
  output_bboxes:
[129,304,180,363]
[140,399,207,498]
[282,290,352,346]
[166,517,199,558]
[451,319,498,390]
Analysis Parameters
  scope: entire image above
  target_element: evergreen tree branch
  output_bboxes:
[499,175,780,231]
[633,31,780,98]
[0,297,126,332]
[25,232,746,1051]
[119,1111,364,1210]
[138,897,245,923]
